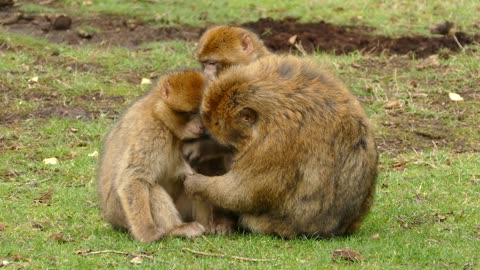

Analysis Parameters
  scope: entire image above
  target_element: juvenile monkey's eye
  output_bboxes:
[176,111,195,119]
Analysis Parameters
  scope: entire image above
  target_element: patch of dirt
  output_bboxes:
[243,18,479,57]
[2,9,479,57]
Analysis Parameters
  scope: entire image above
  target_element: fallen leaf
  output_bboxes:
[448,92,464,101]
[74,250,89,255]
[416,54,440,69]
[88,151,98,157]
[351,62,361,68]
[49,232,72,243]
[39,0,54,5]
[391,162,406,170]
[371,233,380,239]
[43,157,59,165]
[434,213,448,222]
[288,35,297,45]
[411,93,428,98]
[384,100,401,109]
[130,256,143,264]
[10,254,23,262]
[34,190,53,204]
[28,76,39,83]
[332,248,363,263]
[69,127,79,133]
[32,221,50,230]
[0,223,5,231]
[48,257,58,264]
[296,258,309,264]
[83,0,93,6]
[69,151,77,158]
[141,78,152,85]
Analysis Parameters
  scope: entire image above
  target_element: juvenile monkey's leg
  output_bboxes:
[185,173,263,213]
[118,178,162,243]
[150,185,205,238]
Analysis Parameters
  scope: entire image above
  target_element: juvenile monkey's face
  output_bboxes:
[180,113,205,140]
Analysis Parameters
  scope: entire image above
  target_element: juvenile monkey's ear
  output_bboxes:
[239,107,257,125]
[241,34,253,53]
[162,81,171,99]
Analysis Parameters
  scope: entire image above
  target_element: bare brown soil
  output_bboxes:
[2,10,479,57]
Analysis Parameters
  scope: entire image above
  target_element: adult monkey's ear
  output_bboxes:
[239,107,257,125]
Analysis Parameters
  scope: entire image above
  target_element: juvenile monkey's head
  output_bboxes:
[200,68,259,149]
[195,26,270,80]
[155,70,207,140]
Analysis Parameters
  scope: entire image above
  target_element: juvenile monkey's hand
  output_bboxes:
[182,140,203,164]
[184,173,208,197]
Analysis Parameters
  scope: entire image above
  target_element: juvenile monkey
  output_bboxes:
[97,70,208,243]
[183,25,272,175]
[195,25,272,80]
[185,55,378,238]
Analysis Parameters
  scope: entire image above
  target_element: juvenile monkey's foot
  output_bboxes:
[168,222,205,238]
[205,216,236,234]
[131,225,164,243]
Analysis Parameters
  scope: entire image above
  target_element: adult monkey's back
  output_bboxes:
[185,55,378,238]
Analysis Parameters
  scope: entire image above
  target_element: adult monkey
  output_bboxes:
[185,55,378,238]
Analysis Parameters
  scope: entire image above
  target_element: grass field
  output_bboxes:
[1,0,479,269]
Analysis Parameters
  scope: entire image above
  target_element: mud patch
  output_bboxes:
[243,18,479,57]
[2,10,479,57]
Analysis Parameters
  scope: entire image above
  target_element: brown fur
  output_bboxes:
[97,70,211,242]
[181,25,273,231]
[185,25,272,173]
[195,25,271,80]
[184,55,378,238]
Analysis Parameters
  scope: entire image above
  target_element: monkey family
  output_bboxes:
[97,26,378,242]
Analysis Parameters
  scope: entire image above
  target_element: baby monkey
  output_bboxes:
[185,55,378,238]
[97,70,208,243]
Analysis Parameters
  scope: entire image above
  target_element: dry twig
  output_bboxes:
[182,238,273,262]
[294,41,308,56]
[75,250,154,260]
[451,33,465,52]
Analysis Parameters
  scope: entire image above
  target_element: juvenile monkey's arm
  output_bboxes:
[184,173,262,213]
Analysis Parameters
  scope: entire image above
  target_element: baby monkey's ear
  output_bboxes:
[239,108,257,125]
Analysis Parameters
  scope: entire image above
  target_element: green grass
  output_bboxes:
[1,0,480,269]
